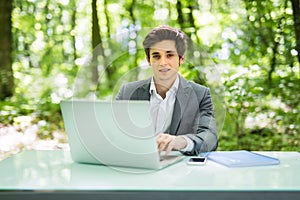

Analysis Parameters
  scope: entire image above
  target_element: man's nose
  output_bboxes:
[160,55,167,66]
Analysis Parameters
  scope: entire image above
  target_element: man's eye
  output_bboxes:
[167,54,174,58]
[152,55,160,59]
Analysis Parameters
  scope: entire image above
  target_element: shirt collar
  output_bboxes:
[149,75,179,95]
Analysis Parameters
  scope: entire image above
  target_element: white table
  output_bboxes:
[0,150,299,200]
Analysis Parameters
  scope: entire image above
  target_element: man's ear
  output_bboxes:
[179,55,185,65]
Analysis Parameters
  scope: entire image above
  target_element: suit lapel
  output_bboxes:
[169,75,192,135]
[131,79,151,100]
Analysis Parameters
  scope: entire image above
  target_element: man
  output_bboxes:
[116,25,218,156]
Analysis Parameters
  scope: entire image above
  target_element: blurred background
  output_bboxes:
[0,0,299,160]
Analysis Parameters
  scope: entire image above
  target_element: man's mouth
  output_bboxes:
[159,68,171,72]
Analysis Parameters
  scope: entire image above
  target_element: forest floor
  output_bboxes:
[0,123,69,161]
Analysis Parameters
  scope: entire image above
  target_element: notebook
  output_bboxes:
[207,150,280,167]
[60,100,183,170]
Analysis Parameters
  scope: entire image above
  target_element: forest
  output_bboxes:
[0,0,299,159]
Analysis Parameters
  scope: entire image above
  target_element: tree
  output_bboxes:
[91,0,102,86]
[291,0,300,65]
[0,0,14,100]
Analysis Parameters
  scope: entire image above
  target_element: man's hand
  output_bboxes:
[156,133,187,156]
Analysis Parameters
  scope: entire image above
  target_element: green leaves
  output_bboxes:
[1,0,299,150]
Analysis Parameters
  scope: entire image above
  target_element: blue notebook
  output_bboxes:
[207,150,280,167]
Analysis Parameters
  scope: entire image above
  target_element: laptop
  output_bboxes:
[60,99,184,170]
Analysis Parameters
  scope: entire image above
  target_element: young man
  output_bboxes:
[116,25,218,156]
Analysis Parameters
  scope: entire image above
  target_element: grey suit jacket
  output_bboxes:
[116,75,218,155]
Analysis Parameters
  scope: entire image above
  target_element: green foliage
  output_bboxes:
[1,0,299,151]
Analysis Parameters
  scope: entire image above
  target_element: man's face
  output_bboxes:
[148,40,184,84]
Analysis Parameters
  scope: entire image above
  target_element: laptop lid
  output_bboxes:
[60,100,182,170]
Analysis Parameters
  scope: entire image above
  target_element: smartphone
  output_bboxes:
[186,157,207,165]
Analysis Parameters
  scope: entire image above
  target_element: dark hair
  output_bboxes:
[142,25,187,60]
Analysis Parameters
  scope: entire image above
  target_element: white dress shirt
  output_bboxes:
[149,75,193,152]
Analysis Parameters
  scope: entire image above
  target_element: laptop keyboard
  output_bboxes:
[160,155,180,161]
[159,154,184,168]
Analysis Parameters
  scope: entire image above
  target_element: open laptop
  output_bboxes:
[60,99,184,170]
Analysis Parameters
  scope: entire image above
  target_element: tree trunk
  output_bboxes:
[103,0,111,37]
[91,0,102,86]
[176,1,184,28]
[0,0,14,100]
[103,0,115,89]
[268,0,288,86]
[127,0,139,81]
[70,0,77,63]
[290,0,300,65]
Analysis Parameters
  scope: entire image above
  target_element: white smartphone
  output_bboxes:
[186,157,207,165]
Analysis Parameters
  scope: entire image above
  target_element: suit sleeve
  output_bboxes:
[115,84,125,100]
[183,87,218,155]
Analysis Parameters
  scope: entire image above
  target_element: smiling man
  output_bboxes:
[116,25,218,156]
